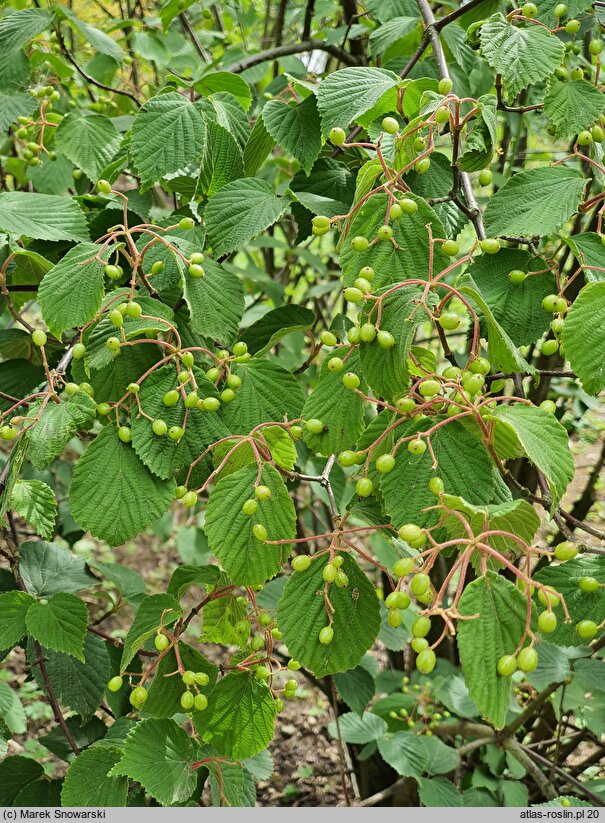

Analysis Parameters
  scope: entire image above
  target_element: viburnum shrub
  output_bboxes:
[0,0,603,810]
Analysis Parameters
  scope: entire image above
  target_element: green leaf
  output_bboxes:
[479,13,565,97]
[0,591,34,650]
[25,592,87,661]
[195,71,252,110]
[25,392,97,470]
[405,152,467,237]
[333,666,376,715]
[201,672,277,760]
[422,735,462,775]
[145,643,218,718]
[205,178,288,258]
[243,116,276,177]
[205,463,296,586]
[0,91,36,133]
[487,405,574,509]
[241,305,315,356]
[200,92,250,150]
[562,281,605,394]
[564,232,605,283]
[378,731,431,777]
[369,17,420,56]
[70,426,176,546]
[441,496,540,556]
[467,249,556,346]
[329,711,387,743]
[483,166,585,238]
[0,682,27,734]
[55,111,121,181]
[120,593,181,671]
[359,286,425,401]
[61,7,123,61]
[61,747,127,807]
[262,426,297,471]
[196,119,244,198]
[535,557,605,646]
[181,254,244,344]
[19,540,94,597]
[10,481,56,541]
[90,560,146,607]
[340,192,448,289]
[457,572,527,729]
[38,243,108,338]
[0,192,89,242]
[263,95,322,174]
[316,67,400,132]
[0,9,52,54]
[544,78,605,139]
[167,564,221,601]
[381,419,494,530]
[221,359,304,434]
[30,633,111,720]
[290,158,356,217]
[0,756,44,805]
[207,758,256,807]
[131,92,206,188]
[110,718,197,806]
[277,553,381,678]
[418,777,462,807]
[302,350,366,456]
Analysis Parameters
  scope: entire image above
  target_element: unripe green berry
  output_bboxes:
[292,555,311,572]
[107,675,123,692]
[319,625,334,645]
[329,127,346,145]
[382,116,399,134]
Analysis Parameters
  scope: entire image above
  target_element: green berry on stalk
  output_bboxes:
[385,591,410,610]
[174,485,187,500]
[152,419,168,436]
[151,260,165,275]
[517,647,538,672]
[168,425,184,441]
[540,400,556,415]
[382,116,399,134]
[462,372,484,395]
[396,397,415,413]
[258,612,272,627]
[353,279,371,295]
[554,2,567,15]
[416,649,436,674]
[106,337,120,352]
[254,485,271,501]
[32,329,47,347]
[109,309,123,328]
[72,342,86,359]
[377,224,393,241]
[178,217,195,231]
[344,287,364,304]
[570,67,584,80]
[538,586,560,607]
[65,383,79,396]
[250,635,264,651]
[508,269,526,285]
[410,573,430,596]
[360,323,377,343]
[542,294,560,312]
[435,106,449,125]
[253,523,267,541]
[194,693,208,711]
[389,203,403,220]
[592,124,605,142]
[497,655,516,677]
[555,67,569,81]
[565,18,580,32]
[438,312,461,330]
[400,198,418,214]
[469,357,491,375]
[319,330,337,347]
[377,329,395,348]
[96,403,111,416]
[330,127,346,145]
[376,453,396,474]
[553,540,578,561]
[589,38,603,55]
[393,557,415,577]
[522,2,537,16]
[478,168,493,186]
[412,616,431,637]
[155,633,170,651]
[242,499,258,517]
[415,157,431,174]
[356,477,373,497]
[180,691,195,711]
[442,239,459,256]
[351,235,369,252]
[438,78,453,95]
[480,238,500,254]
[189,263,205,278]
[201,397,220,412]
[419,378,440,397]
[429,476,445,495]
[182,491,198,508]
[105,264,122,280]
[576,620,598,640]
[578,576,599,592]
[338,450,357,467]
[411,637,429,653]
[328,356,344,372]
[292,555,311,572]
[577,130,592,146]
[319,625,334,645]
[97,179,111,194]
[129,686,148,708]
[118,426,132,443]
[538,611,558,634]
[306,418,324,433]
[388,608,403,627]
[413,137,425,152]
[408,438,426,455]
[107,675,123,692]
[190,252,204,265]
[343,372,361,390]
[162,389,180,407]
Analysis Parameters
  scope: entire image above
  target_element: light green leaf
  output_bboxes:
[340,192,448,289]
[243,116,276,177]
[544,78,605,139]
[120,593,181,671]
[55,111,121,180]
[110,719,197,806]
[457,572,527,729]
[25,593,87,661]
[0,591,34,650]
[10,481,56,542]
[0,92,36,133]
[263,95,322,174]
[369,17,419,56]
[30,632,111,720]
[0,192,89,242]
[25,392,97,470]
[487,405,574,509]
[333,666,376,715]
[277,553,381,678]
[441,496,540,556]
[205,178,287,258]
[200,92,250,150]
[205,463,296,586]
[377,731,431,777]
[241,305,315,356]
[196,71,252,110]
[479,13,565,97]
[483,166,585,238]
[201,672,277,760]
[0,682,26,734]
[262,426,297,471]
[221,359,304,435]
[302,350,366,456]
[0,9,52,54]
[562,281,605,394]
[61,747,127,807]
[196,119,244,198]
[316,66,400,132]
[381,419,494,530]
[70,425,175,546]
[418,777,462,807]
[535,557,605,646]
[467,249,556,346]
[131,92,206,188]
[19,540,95,598]
[62,7,123,61]
[564,232,605,283]
[329,711,387,744]
[207,758,256,807]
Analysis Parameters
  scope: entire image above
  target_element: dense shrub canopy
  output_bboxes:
[0,0,603,809]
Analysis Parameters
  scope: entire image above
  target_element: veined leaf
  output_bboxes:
[263,95,322,174]
[25,592,88,661]
[0,192,89,242]
[55,111,121,181]
[10,481,56,541]
[562,281,605,394]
